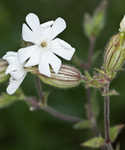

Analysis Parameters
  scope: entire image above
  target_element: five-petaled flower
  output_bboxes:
[3,52,27,95]
[18,13,75,77]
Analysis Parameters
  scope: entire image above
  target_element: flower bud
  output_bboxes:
[27,65,82,88]
[0,59,8,83]
[120,15,125,32]
[103,33,125,79]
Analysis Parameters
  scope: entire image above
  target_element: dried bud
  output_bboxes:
[103,33,125,79]
[27,65,82,88]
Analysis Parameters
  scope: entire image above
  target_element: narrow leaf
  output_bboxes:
[73,120,91,130]
[110,124,124,142]
[81,137,104,148]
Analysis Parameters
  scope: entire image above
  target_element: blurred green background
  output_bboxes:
[0,0,125,149]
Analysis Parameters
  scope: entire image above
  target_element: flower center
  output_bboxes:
[41,41,47,48]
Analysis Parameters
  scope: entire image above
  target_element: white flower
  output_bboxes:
[120,15,125,32]
[18,13,75,77]
[3,52,27,95]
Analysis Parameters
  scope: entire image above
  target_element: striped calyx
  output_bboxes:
[27,65,82,88]
[0,59,8,83]
[103,33,125,79]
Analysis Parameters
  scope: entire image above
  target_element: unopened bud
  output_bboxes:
[0,59,8,83]
[120,15,125,32]
[27,65,82,88]
[103,33,125,79]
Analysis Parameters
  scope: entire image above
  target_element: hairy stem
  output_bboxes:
[104,84,114,150]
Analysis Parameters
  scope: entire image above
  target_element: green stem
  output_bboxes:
[86,35,99,136]
[34,77,83,123]
[26,97,83,123]
[104,84,114,150]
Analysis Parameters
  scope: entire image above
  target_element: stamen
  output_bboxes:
[41,41,47,47]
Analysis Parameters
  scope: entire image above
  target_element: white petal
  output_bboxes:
[24,50,40,67]
[7,73,26,95]
[26,13,40,31]
[43,17,66,40]
[3,51,17,61]
[40,21,54,29]
[5,65,17,75]
[3,52,20,67]
[51,38,75,60]
[18,45,38,64]
[39,54,51,77]
[47,52,61,74]
[22,23,35,43]
[3,51,17,59]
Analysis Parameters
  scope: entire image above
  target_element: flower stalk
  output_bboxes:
[87,36,96,70]
[86,35,99,136]
[104,84,114,150]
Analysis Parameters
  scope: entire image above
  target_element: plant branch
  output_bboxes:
[35,77,44,101]
[26,97,83,123]
[87,36,96,70]
[85,35,99,136]
[34,77,83,123]
[86,88,99,136]
[104,84,114,150]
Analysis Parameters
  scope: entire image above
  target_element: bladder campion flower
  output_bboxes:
[3,52,27,95]
[18,13,75,77]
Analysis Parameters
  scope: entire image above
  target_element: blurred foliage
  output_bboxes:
[0,90,25,109]
[84,0,107,38]
[0,0,125,150]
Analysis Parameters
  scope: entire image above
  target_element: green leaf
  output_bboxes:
[73,120,91,130]
[110,125,124,142]
[84,13,93,38]
[0,89,25,109]
[83,0,107,38]
[81,137,104,148]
